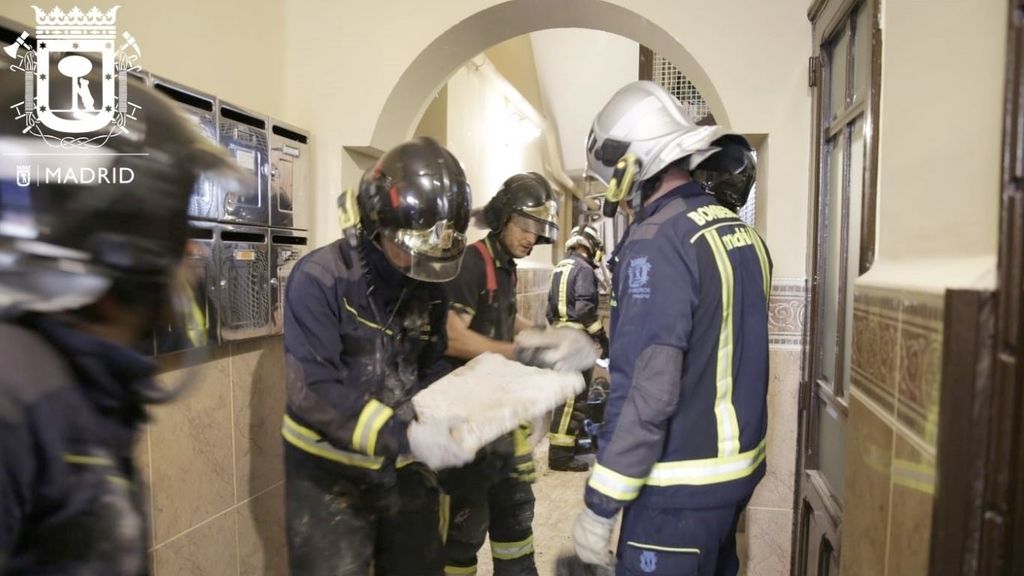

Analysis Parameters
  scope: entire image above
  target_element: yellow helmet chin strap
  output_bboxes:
[605,154,639,204]
[337,188,361,245]
[602,154,639,218]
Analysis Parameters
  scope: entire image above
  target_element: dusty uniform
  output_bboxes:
[283,238,449,576]
[441,234,538,576]
[587,183,772,576]
[0,316,152,576]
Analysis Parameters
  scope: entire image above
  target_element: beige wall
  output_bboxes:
[0,1,291,120]
[278,0,812,278]
[865,0,1006,291]
[529,29,640,173]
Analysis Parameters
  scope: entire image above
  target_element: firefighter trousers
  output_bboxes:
[284,446,445,576]
[443,472,538,576]
[548,368,594,468]
[615,497,750,576]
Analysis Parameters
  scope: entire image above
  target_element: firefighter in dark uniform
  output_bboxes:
[441,172,559,576]
[282,138,476,576]
[545,224,608,472]
[572,81,769,576]
[0,70,244,574]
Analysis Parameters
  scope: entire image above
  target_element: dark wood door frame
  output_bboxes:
[979,0,1024,573]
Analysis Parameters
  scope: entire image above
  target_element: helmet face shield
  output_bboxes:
[509,212,558,245]
[379,220,467,282]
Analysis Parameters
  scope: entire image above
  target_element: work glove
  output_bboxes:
[515,326,599,372]
[573,508,616,568]
[407,419,475,471]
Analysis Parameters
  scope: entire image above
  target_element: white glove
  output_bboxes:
[573,508,616,568]
[515,326,599,372]
[406,419,475,470]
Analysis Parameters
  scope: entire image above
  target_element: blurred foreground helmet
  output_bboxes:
[586,81,738,217]
[0,64,245,315]
[483,172,558,244]
[692,134,756,212]
[357,137,471,282]
[565,224,604,263]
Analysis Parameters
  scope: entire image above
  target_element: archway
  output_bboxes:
[367,0,731,152]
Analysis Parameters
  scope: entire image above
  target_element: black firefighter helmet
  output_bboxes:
[692,134,757,212]
[357,137,472,282]
[483,172,559,244]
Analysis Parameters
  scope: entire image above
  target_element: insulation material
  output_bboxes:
[413,352,585,453]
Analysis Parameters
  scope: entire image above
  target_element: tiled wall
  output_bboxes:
[138,337,288,576]
[740,277,806,576]
[840,287,943,576]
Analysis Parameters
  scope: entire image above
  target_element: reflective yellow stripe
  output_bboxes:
[444,565,477,575]
[626,542,700,554]
[282,415,385,470]
[451,302,476,318]
[491,535,534,560]
[588,462,645,501]
[554,320,585,329]
[706,232,740,457]
[585,319,604,335]
[63,454,115,467]
[105,475,131,488]
[547,433,577,447]
[439,492,451,544]
[342,298,393,335]
[750,230,772,305]
[647,438,766,486]
[396,455,416,468]
[352,399,394,457]
[557,396,576,436]
[556,260,573,321]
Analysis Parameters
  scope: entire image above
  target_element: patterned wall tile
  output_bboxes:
[768,277,807,350]
[897,293,944,448]
[851,289,902,415]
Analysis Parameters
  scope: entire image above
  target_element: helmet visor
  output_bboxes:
[513,201,559,244]
[379,220,467,282]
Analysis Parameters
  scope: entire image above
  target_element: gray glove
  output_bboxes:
[515,326,599,372]
[406,419,475,470]
[573,508,616,568]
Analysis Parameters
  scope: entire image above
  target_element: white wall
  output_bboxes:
[529,29,639,173]
[445,59,553,267]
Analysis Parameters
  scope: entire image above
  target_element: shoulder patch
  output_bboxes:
[626,256,653,300]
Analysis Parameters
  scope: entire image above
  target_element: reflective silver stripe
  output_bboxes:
[647,438,766,486]
[282,415,384,470]
[491,535,534,560]
[588,462,645,502]
[352,399,394,456]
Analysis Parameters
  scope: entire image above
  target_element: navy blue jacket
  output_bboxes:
[586,183,772,517]
[546,252,603,337]
[0,315,152,575]
[282,237,448,480]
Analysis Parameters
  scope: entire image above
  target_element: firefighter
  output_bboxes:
[546,224,609,472]
[282,137,477,576]
[572,81,769,576]
[0,70,245,573]
[441,172,561,576]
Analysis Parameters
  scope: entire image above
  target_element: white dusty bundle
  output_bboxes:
[412,352,585,453]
